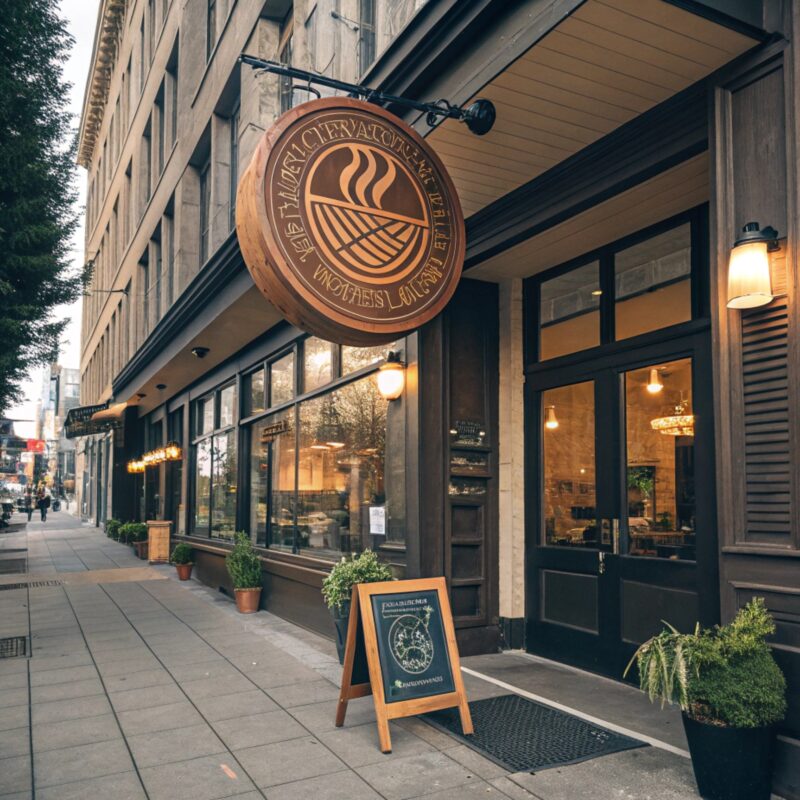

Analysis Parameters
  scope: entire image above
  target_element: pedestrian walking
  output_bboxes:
[37,490,50,522]
[24,492,33,522]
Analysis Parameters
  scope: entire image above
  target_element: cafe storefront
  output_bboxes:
[99,1,799,793]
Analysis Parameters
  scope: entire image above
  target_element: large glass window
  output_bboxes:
[624,358,695,560]
[303,338,332,392]
[615,224,691,340]
[211,430,237,538]
[250,410,295,548]
[542,381,597,547]
[296,377,387,557]
[270,352,295,406]
[534,212,702,362]
[192,387,238,539]
[540,262,600,360]
[342,343,395,375]
[244,369,265,417]
[194,439,212,534]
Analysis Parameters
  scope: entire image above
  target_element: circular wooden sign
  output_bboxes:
[236,98,465,345]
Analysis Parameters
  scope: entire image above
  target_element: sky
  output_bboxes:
[7,0,101,438]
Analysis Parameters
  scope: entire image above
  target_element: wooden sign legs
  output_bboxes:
[335,579,473,754]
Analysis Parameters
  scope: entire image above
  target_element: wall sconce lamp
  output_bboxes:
[376,351,405,401]
[164,442,182,461]
[544,405,559,430]
[126,459,145,474]
[727,222,779,310]
[646,368,663,394]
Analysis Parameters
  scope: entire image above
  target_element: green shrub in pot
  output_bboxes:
[170,542,193,565]
[626,598,786,800]
[226,533,262,613]
[322,550,393,664]
[105,519,121,540]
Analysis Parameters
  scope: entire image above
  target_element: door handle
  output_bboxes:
[598,551,606,575]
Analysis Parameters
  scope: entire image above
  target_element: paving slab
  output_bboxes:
[139,753,257,800]
[33,738,133,788]
[0,754,31,794]
[233,736,345,789]
[126,722,227,768]
[212,709,306,751]
[264,769,383,800]
[31,712,120,752]
[34,770,146,800]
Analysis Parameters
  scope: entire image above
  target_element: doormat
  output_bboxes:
[0,636,28,658]
[422,694,647,772]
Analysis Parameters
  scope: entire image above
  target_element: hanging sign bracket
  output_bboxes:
[239,54,496,135]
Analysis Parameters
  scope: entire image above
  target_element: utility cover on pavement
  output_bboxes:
[423,693,646,772]
[0,637,28,658]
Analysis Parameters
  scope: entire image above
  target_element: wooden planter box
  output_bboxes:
[147,521,172,564]
[133,540,149,560]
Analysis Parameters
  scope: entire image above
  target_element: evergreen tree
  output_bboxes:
[0,0,87,414]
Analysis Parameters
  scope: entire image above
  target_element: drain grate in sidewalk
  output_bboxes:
[0,580,62,591]
[0,559,27,574]
[0,636,28,658]
[423,694,646,773]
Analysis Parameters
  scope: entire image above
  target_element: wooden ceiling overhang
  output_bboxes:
[425,0,761,281]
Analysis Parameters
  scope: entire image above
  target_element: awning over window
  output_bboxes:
[64,402,127,438]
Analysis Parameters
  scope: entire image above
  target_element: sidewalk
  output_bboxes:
[0,515,703,800]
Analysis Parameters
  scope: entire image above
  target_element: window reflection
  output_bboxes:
[542,381,597,547]
[296,377,387,557]
[303,338,332,392]
[270,352,295,407]
[194,439,211,534]
[245,369,265,417]
[615,224,691,340]
[250,410,295,549]
[540,262,600,360]
[342,343,395,375]
[219,384,237,428]
[625,358,695,560]
[210,431,237,539]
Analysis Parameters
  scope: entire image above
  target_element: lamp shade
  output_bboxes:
[376,352,405,400]
[646,368,663,394]
[544,406,559,430]
[727,222,774,309]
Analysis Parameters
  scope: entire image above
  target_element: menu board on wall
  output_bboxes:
[335,577,472,753]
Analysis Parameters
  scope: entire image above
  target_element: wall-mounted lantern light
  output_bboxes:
[727,222,779,310]
[646,368,663,394]
[544,405,559,430]
[127,459,145,474]
[164,442,182,461]
[376,351,405,401]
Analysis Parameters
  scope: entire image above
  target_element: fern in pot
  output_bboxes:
[322,550,393,664]
[226,532,262,614]
[626,599,786,800]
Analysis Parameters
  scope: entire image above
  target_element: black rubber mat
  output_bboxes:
[0,558,26,574]
[423,694,647,772]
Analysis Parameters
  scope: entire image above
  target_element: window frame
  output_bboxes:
[526,205,707,367]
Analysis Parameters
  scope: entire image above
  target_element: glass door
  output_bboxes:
[526,336,714,678]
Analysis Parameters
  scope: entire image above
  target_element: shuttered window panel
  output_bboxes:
[741,298,791,541]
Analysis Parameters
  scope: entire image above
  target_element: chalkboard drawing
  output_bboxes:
[388,605,435,675]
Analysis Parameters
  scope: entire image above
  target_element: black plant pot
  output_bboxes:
[331,600,350,665]
[682,713,775,800]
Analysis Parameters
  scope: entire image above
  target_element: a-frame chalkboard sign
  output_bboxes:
[335,577,473,753]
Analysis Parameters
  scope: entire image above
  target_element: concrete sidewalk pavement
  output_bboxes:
[0,515,702,800]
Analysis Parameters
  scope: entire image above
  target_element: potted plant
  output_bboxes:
[105,519,121,540]
[170,542,194,580]
[130,523,149,559]
[117,522,134,544]
[226,532,262,613]
[625,598,786,800]
[322,550,393,664]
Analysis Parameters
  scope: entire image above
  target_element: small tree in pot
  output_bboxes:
[226,532,262,613]
[171,542,194,580]
[322,550,393,664]
[626,598,786,800]
[128,523,149,559]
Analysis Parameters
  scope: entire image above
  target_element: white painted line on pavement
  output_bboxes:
[460,665,691,759]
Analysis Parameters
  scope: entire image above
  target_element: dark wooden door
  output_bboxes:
[525,332,716,678]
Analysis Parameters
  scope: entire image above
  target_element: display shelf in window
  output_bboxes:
[449,452,490,477]
[449,478,487,497]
